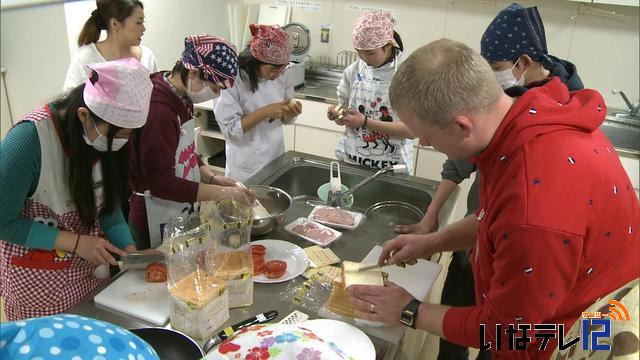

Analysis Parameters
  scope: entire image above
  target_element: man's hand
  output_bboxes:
[378,233,442,266]
[347,279,415,325]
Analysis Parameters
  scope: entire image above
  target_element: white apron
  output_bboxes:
[336,55,414,174]
[141,117,200,247]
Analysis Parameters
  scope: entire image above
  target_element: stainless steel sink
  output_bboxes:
[602,115,640,155]
[265,161,431,212]
[247,152,458,260]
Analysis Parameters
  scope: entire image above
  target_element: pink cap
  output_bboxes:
[83,58,153,129]
[249,24,290,65]
[352,10,397,51]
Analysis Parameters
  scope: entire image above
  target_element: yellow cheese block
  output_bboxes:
[341,261,383,288]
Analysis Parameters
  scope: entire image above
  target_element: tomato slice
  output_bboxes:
[145,262,167,283]
[251,244,266,256]
[265,260,287,279]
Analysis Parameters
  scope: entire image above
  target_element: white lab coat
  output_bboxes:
[214,67,296,182]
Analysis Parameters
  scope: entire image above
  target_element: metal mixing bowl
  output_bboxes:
[248,185,292,236]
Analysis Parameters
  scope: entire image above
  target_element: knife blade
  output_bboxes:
[203,310,278,353]
[117,253,165,270]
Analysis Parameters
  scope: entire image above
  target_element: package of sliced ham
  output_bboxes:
[284,218,342,248]
[308,205,364,230]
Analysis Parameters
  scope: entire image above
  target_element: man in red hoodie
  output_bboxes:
[347,39,639,359]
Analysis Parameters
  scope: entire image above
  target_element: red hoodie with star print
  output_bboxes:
[442,78,639,359]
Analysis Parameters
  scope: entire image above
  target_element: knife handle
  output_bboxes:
[204,310,278,353]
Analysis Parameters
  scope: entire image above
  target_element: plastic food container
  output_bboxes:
[308,205,364,230]
[284,218,342,247]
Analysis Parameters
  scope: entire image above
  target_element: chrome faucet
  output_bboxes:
[326,164,407,207]
[611,89,639,118]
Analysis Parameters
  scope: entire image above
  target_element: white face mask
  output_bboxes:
[494,58,527,90]
[82,119,128,152]
[187,77,219,103]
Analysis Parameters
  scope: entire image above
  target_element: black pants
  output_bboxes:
[437,251,491,360]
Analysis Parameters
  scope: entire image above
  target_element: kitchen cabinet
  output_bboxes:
[293,125,343,159]
[194,107,225,174]
[415,146,448,181]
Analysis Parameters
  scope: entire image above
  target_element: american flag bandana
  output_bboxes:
[182,34,238,89]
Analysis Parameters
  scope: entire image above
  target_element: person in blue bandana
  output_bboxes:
[395,4,585,360]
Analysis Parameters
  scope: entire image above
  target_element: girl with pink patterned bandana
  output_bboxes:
[0,59,154,320]
[327,10,415,174]
[215,24,303,182]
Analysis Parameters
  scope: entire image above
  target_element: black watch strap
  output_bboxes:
[400,299,421,329]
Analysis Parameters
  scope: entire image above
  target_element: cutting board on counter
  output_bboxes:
[319,245,442,344]
[94,269,169,326]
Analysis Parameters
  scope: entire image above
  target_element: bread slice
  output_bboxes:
[341,261,384,288]
[169,270,225,308]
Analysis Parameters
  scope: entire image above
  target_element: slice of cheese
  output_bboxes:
[342,261,383,288]
[169,270,226,308]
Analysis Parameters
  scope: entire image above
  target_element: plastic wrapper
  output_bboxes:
[284,218,342,247]
[280,277,334,315]
[200,195,254,308]
[308,205,365,230]
[164,214,229,340]
[280,268,381,326]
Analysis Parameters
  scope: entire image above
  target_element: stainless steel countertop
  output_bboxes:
[67,152,457,359]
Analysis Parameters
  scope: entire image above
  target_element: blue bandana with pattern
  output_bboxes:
[481,3,549,64]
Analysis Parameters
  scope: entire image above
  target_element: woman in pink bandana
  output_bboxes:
[215,24,303,182]
[327,11,415,174]
[0,59,154,320]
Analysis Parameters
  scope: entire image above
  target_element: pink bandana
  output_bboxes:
[83,58,152,128]
[352,10,397,51]
[249,24,290,65]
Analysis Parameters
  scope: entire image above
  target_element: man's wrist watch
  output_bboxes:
[400,299,421,329]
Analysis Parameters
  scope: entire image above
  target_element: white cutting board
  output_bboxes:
[94,269,169,326]
[319,245,442,344]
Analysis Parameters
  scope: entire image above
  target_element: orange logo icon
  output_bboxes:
[605,300,630,321]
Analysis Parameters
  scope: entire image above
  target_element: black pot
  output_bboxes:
[131,328,204,360]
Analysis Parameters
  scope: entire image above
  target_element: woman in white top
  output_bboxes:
[327,11,414,174]
[63,0,158,91]
[214,24,302,182]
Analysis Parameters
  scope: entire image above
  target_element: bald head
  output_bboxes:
[390,38,502,128]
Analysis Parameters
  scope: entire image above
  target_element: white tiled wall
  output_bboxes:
[290,0,639,111]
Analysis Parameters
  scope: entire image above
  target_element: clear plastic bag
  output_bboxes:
[163,214,229,340]
[280,277,334,315]
[199,195,254,308]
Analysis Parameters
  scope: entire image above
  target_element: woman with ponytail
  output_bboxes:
[63,0,158,90]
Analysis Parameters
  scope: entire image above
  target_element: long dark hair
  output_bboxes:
[52,84,129,227]
[379,31,404,67]
[170,61,206,86]
[393,31,404,52]
[238,47,267,93]
[78,0,144,46]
